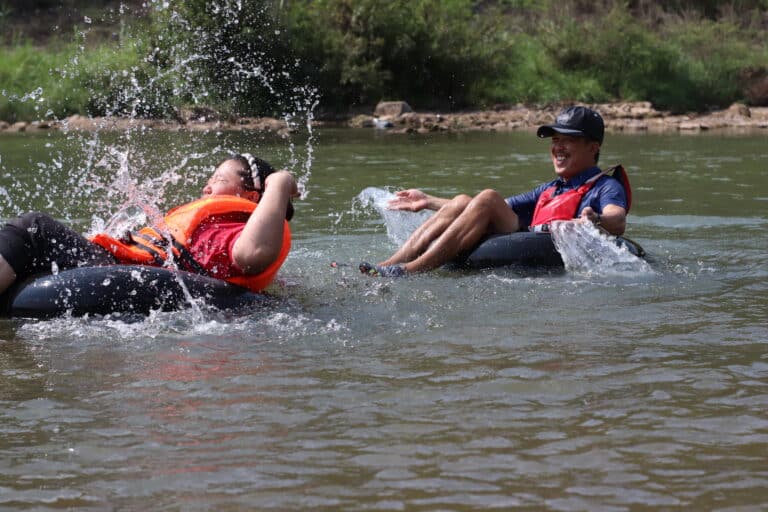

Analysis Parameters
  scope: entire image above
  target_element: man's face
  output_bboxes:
[550,134,600,179]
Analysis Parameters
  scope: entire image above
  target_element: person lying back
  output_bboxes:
[0,154,298,295]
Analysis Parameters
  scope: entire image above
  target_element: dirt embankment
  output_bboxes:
[1,101,767,136]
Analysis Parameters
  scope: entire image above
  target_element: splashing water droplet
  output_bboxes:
[356,187,433,246]
[550,220,654,275]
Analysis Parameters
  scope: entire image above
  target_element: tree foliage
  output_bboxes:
[1,0,767,120]
[285,0,514,110]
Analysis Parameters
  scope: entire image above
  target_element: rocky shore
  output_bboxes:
[352,101,768,135]
[1,101,767,136]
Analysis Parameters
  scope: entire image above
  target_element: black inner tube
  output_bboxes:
[450,231,645,270]
[0,265,268,319]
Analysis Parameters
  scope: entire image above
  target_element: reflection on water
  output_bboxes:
[1,130,767,509]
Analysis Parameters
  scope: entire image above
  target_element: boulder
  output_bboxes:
[374,101,413,118]
[63,115,96,130]
[348,114,374,128]
[725,102,751,118]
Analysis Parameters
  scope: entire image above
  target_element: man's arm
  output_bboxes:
[581,204,626,236]
[579,175,628,236]
[387,189,450,212]
[232,170,298,274]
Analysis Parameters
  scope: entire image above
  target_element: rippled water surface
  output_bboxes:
[1,129,767,510]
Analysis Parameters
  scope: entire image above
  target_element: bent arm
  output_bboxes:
[232,170,297,274]
[581,204,626,236]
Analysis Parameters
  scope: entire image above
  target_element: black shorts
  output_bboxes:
[0,212,116,281]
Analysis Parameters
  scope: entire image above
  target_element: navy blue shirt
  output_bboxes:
[505,166,627,230]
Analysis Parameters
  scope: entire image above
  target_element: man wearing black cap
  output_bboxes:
[360,105,628,277]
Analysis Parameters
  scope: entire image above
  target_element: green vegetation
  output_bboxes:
[1,0,767,121]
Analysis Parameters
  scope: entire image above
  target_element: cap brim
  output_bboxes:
[537,125,587,139]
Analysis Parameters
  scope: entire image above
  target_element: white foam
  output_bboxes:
[550,220,655,276]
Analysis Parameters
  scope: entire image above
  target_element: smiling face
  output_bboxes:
[202,159,260,200]
[550,134,600,180]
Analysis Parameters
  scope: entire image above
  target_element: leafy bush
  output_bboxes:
[533,3,767,111]
[0,29,162,121]
[286,0,515,110]
[662,16,765,109]
[0,43,90,121]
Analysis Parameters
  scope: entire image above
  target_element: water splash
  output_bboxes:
[2,0,317,225]
[355,187,433,245]
[0,1,317,325]
[550,220,654,276]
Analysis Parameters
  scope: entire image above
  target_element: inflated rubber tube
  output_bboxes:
[452,231,645,270]
[0,265,269,319]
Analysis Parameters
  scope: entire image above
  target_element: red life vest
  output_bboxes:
[609,164,632,213]
[90,196,291,292]
[530,171,606,228]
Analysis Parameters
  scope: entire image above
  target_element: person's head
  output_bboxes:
[537,106,604,179]
[202,154,293,220]
[203,154,266,201]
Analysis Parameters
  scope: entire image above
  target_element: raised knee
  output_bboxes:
[453,194,472,204]
[471,189,502,209]
[476,189,500,200]
[443,194,472,212]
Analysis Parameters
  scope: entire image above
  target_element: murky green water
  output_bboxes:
[1,128,766,510]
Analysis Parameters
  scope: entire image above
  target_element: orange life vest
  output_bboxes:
[90,196,291,292]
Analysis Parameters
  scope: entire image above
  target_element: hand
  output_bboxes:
[387,189,429,212]
[264,170,300,198]
[580,206,600,225]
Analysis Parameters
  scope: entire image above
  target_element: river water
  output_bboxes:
[0,128,766,510]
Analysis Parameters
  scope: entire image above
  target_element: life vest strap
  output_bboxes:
[130,232,210,277]
[127,233,168,267]
[604,164,632,213]
[169,238,210,277]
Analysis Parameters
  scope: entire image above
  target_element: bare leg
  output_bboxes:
[400,189,519,273]
[0,253,17,295]
[379,194,472,266]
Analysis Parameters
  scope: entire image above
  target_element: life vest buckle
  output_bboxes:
[117,230,132,244]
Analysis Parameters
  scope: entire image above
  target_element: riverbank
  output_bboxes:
[1,101,767,136]
[351,101,768,135]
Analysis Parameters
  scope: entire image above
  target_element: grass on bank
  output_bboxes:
[1,0,767,121]
[0,44,87,122]
[0,40,152,122]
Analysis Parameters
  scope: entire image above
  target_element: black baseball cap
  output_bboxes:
[537,106,604,145]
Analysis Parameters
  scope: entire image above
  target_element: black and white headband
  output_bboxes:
[240,152,263,190]
[240,153,273,190]
[238,153,294,221]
